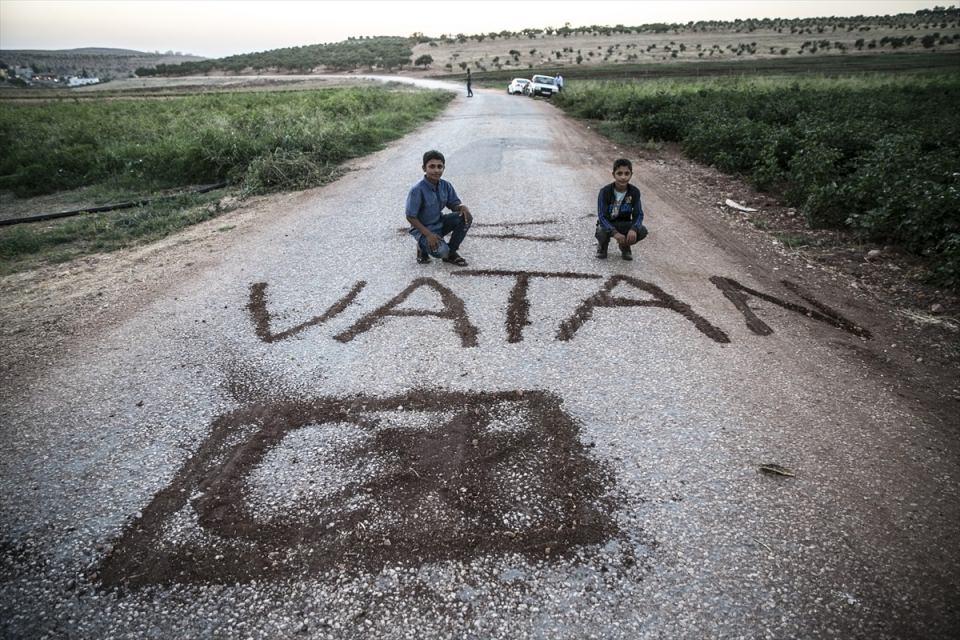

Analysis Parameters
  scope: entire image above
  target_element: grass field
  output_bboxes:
[553,70,960,287]
[0,86,453,272]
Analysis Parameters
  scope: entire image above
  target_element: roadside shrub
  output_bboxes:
[554,73,960,287]
[682,116,770,174]
[0,226,43,260]
[241,149,328,194]
[845,135,960,283]
[751,128,800,191]
[636,110,686,141]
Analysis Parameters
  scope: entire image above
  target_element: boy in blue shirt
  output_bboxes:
[405,150,473,266]
[595,158,648,260]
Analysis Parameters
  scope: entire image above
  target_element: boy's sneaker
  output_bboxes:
[442,251,468,267]
[621,247,633,261]
[595,243,609,259]
[416,247,431,264]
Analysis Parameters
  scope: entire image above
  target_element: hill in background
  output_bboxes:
[416,8,960,74]
[132,7,959,77]
[134,37,413,76]
[0,48,206,80]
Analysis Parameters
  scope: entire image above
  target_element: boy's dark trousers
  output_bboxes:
[596,221,648,249]
[418,213,471,259]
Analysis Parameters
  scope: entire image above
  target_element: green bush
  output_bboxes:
[682,116,770,174]
[242,149,328,194]
[555,73,960,287]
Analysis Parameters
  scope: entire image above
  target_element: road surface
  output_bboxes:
[2,79,958,639]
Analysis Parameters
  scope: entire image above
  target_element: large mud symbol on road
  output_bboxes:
[98,390,618,588]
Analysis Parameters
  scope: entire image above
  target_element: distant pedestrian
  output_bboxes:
[595,158,647,260]
[406,150,473,266]
[555,73,564,92]
[466,68,473,97]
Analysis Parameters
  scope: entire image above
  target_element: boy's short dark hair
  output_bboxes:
[612,158,632,172]
[423,150,445,167]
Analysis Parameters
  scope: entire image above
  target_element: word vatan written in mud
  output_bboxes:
[247,270,871,346]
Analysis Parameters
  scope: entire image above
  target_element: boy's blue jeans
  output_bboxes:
[417,213,471,258]
[596,221,648,246]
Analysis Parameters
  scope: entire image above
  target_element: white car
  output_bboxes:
[527,74,557,98]
[507,78,530,95]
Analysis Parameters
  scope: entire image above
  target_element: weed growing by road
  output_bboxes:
[0,86,453,198]
[555,72,960,287]
[0,191,223,273]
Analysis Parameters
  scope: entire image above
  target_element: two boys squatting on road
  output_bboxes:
[405,153,649,266]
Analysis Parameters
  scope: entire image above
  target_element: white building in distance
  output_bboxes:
[67,76,100,87]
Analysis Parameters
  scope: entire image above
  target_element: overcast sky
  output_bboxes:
[0,0,948,57]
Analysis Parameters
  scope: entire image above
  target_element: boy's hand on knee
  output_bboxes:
[427,233,441,251]
[626,229,637,244]
[460,206,472,225]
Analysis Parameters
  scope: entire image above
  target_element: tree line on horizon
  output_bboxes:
[135,37,415,76]
[136,7,959,76]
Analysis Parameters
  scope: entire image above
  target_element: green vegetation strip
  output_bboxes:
[0,86,453,271]
[135,37,414,75]
[0,86,453,197]
[0,182,228,226]
[0,191,225,273]
[462,51,960,84]
[554,72,960,288]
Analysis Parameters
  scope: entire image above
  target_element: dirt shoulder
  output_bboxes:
[0,188,317,391]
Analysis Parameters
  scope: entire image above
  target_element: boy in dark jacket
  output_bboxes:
[595,158,648,260]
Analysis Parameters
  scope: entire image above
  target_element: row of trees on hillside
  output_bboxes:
[135,7,959,77]
[424,6,959,42]
[137,37,414,76]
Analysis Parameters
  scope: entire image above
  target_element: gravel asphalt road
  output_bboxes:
[2,78,958,639]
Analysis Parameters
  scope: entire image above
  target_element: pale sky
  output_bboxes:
[0,0,949,57]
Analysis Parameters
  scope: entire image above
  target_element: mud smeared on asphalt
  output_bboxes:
[395,218,563,243]
[471,219,560,228]
[248,281,366,344]
[97,390,619,588]
[396,219,560,234]
[453,270,602,343]
[471,233,562,242]
[558,275,731,343]
[710,276,871,338]
[333,277,479,346]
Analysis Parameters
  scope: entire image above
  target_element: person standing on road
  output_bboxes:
[555,73,564,92]
[466,68,473,97]
[595,158,647,260]
[406,150,473,266]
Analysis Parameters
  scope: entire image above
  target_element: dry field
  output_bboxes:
[411,24,959,73]
[0,75,382,102]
